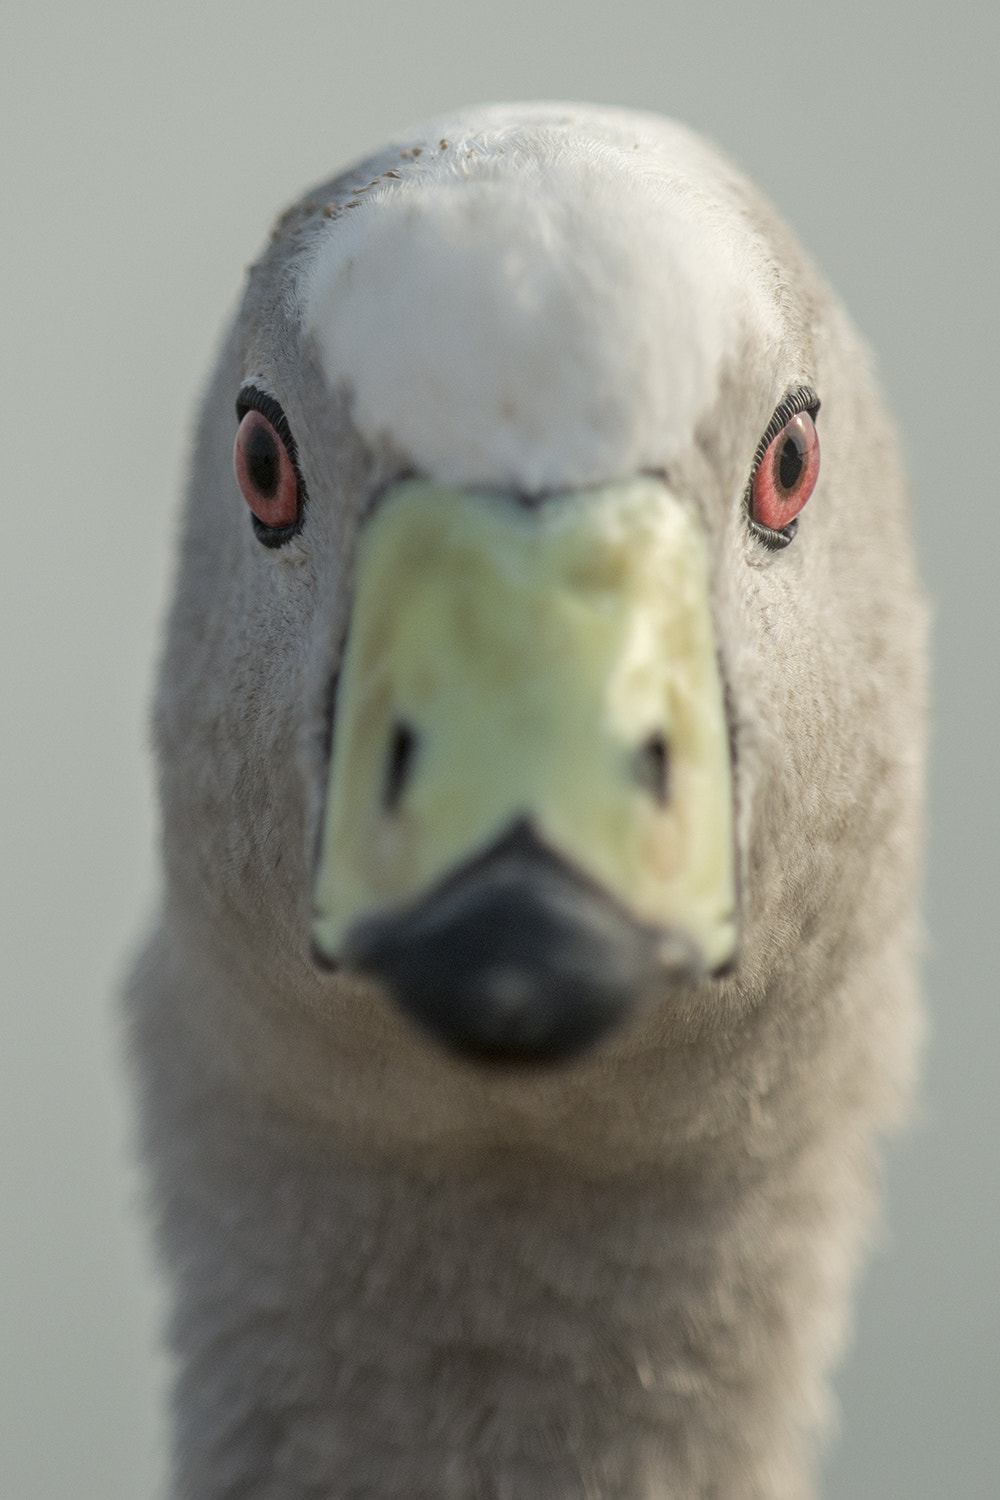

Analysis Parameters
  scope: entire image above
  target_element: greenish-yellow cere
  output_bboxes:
[313,479,736,971]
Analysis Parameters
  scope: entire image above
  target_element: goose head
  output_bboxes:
[156,104,923,1091]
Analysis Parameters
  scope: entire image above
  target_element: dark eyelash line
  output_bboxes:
[745,385,820,552]
[748,385,820,481]
[236,384,308,546]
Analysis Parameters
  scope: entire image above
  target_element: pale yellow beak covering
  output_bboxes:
[313,478,736,972]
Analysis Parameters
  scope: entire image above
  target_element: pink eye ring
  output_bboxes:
[234,408,300,533]
[751,409,820,533]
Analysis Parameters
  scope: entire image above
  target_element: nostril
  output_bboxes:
[383,721,419,811]
[634,733,670,806]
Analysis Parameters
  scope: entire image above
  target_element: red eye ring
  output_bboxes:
[751,409,820,533]
[234,408,300,532]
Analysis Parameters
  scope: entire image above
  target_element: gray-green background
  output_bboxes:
[2,3,996,1495]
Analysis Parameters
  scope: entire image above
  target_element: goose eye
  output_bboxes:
[234,409,299,532]
[751,410,820,532]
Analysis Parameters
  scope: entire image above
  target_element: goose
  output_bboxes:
[129,103,927,1499]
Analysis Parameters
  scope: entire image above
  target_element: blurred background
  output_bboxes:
[1,2,996,1496]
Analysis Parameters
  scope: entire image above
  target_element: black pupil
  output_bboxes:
[776,425,806,493]
[246,421,280,498]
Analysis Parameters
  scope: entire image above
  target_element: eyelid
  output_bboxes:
[236,385,309,547]
[744,386,820,551]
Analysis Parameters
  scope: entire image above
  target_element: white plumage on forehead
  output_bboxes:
[302,112,775,491]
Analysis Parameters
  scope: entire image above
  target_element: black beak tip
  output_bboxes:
[385,953,639,1066]
[338,822,678,1066]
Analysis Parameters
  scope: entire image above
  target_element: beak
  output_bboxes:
[312,477,736,1061]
